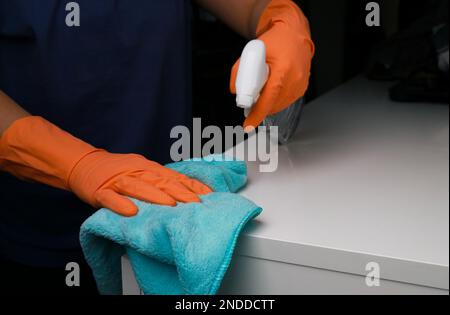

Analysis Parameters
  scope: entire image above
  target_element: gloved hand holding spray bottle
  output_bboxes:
[230,0,315,144]
[235,39,305,144]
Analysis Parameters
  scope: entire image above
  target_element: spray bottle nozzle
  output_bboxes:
[235,40,269,112]
[236,94,255,109]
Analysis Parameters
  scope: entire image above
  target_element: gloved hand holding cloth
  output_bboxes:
[230,0,315,130]
[0,116,211,217]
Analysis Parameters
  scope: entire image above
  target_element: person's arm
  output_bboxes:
[0,90,30,135]
[197,0,315,130]
[0,93,211,217]
[195,0,271,38]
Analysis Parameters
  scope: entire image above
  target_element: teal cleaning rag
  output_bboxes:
[79,156,262,295]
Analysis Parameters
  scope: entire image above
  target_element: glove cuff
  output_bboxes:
[0,116,98,190]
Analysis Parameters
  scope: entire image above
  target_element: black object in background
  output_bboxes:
[366,0,449,103]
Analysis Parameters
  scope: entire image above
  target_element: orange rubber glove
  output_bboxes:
[0,116,212,216]
[230,0,315,130]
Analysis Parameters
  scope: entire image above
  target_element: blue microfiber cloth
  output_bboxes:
[79,155,262,295]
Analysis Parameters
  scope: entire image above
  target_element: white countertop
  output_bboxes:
[226,77,449,290]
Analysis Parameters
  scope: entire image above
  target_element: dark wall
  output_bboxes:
[191,8,246,129]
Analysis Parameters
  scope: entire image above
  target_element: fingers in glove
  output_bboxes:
[114,176,177,206]
[95,189,138,217]
[243,79,282,130]
[178,177,212,195]
[140,174,202,203]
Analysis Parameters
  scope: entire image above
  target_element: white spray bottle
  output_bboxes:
[235,39,304,144]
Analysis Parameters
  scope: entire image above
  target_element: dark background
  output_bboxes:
[191,0,448,133]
